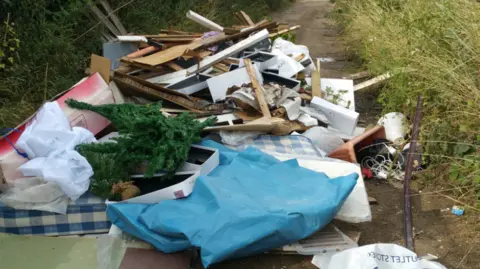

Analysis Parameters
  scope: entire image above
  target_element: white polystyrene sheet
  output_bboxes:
[306,78,355,111]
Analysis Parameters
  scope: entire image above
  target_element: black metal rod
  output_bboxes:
[403,95,423,251]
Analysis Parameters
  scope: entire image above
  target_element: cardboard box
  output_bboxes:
[0,73,114,182]
[178,145,219,175]
[110,171,200,204]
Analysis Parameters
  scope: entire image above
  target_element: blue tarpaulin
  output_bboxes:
[107,142,358,267]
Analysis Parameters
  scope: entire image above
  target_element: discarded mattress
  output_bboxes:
[0,192,111,236]
[107,144,358,267]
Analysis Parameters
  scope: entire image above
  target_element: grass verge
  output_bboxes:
[334,0,480,200]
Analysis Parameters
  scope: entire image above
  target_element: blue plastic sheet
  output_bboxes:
[107,142,358,267]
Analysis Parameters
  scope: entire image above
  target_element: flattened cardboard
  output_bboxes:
[90,54,111,83]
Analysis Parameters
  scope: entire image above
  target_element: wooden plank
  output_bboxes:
[166,62,184,71]
[240,10,255,26]
[133,33,226,66]
[294,53,305,62]
[113,72,225,113]
[235,12,249,24]
[90,5,121,36]
[244,59,271,118]
[213,63,229,72]
[354,73,391,91]
[342,71,370,80]
[186,10,224,32]
[99,0,127,35]
[269,25,301,38]
[90,54,111,83]
[311,58,322,98]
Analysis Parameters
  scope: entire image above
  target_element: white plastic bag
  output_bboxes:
[302,127,345,154]
[18,150,93,201]
[15,102,96,201]
[16,102,72,159]
[0,177,69,214]
[313,244,446,269]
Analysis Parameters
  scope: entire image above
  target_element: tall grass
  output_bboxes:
[0,0,289,129]
[335,0,480,196]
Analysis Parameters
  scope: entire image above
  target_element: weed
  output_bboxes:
[335,0,480,199]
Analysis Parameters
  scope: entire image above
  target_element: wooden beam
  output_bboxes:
[90,5,121,36]
[99,0,127,35]
[240,11,255,26]
[311,58,322,98]
[166,62,184,71]
[244,59,271,118]
[269,25,301,38]
[354,73,392,91]
[235,12,249,25]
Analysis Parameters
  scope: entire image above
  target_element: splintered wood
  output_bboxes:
[243,59,271,118]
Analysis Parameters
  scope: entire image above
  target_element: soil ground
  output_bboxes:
[207,1,480,268]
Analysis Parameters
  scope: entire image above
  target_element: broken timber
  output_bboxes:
[244,59,271,118]
[113,72,225,113]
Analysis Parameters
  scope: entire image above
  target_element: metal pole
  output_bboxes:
[403,95,423,251]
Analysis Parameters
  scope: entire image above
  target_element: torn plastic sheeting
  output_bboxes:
[312,244,446,269]
[0,177,69,214]
[107,143,357,267]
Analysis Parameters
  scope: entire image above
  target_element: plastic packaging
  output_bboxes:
[0,177,69,214]
[16,102,96,200]
[313,243,446,269]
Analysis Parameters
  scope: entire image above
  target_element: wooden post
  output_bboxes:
[311,58,322,98]
[240,11,255,26]
[244,59,271,118]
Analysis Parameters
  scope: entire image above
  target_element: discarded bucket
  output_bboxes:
[377,112,406,143]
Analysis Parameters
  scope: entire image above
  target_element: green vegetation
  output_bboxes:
[67,99,215,199]
[0,0,290,130]
[335,0,480,198]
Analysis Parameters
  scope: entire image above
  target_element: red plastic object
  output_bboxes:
[328,126,386,163]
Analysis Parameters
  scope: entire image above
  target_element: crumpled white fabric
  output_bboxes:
[0,177,69,214]
[16,102,96,201]
[312,244,446,269]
